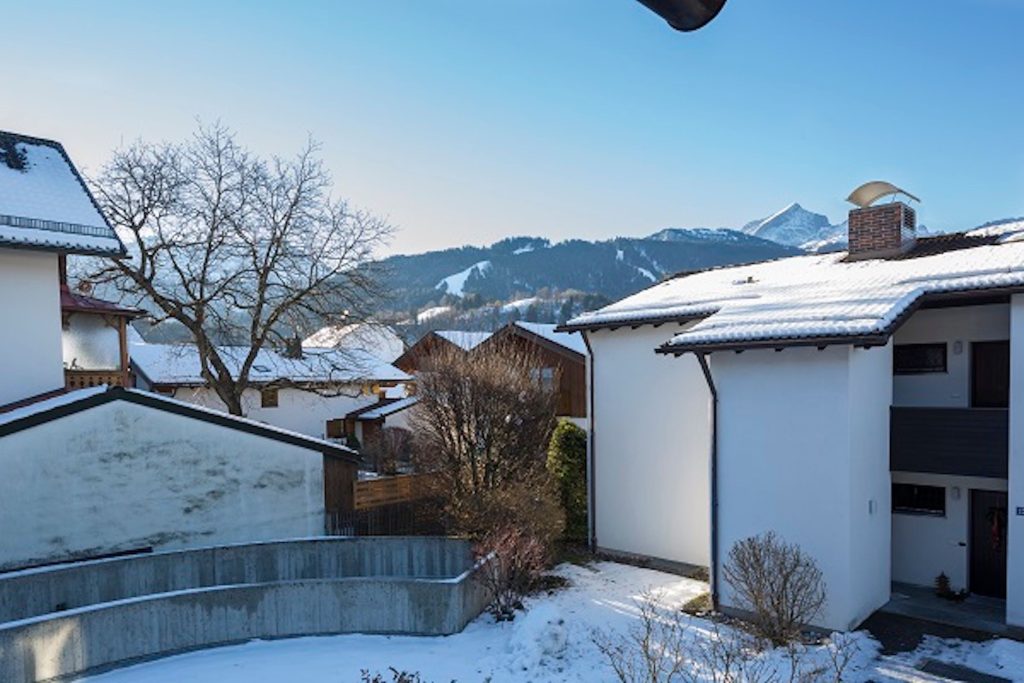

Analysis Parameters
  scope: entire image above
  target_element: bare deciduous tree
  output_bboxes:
[86,123,391,414]
[722,532,826,646]
[410,341,562,542]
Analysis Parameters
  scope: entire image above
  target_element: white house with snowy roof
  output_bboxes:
[0,132,126,406]
[131,334,412,440]
[561,189,1024,633]
[302,322,406,363]
[0,131,359,572]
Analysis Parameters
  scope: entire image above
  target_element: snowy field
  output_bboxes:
[81,561,1024,682]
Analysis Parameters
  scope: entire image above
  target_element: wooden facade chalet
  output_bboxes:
[398,324,587,419]
[479,322,587,419]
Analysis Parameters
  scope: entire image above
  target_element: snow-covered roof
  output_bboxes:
[564,226,1024,353]
[0,385,356,459]
[131,339,411,386]
[302,323,405,363]
[513,322,588,357]
[0,386,108,427]
[433,330,492,351]
[0,132,125,256]
[355,396,419,420]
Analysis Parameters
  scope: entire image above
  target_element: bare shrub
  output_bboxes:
[721,532,826,645]
[593,593,779,683]
[820,632,860,683]
[688,620,777,683]
[475,526,549,621]
[593,589,860,683]
[359,669,431,683]
[593,593,689,683]
[365,426,413,475]
[410,340,563,545]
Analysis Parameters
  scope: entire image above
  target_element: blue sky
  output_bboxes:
[2,1,1022,254]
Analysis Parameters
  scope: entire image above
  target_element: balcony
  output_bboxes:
[890,407,1008,479]
[65,369,130,390]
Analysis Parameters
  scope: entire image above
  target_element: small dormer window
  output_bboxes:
[253,364,271,373]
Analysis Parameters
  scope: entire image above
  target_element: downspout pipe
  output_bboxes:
[582,332,597,551]
[695,352,720,609]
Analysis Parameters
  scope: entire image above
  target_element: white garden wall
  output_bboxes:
[0,249,63,405]
[1007,294,1024,628]
[893,304,1009,408]
[891,472,1007,590]
[587,324,710,568]
[713,344,891,631]
[0,400,325,571]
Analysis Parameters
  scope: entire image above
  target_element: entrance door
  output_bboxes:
[969,489,1008,598]
[971,341,1010,408]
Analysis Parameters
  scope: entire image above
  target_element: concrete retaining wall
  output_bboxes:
[0,537,490,683]
[0,536,471,624]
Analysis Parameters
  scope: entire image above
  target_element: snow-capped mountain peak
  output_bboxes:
[740,202,843,248]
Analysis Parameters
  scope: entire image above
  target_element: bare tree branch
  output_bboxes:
[86,122,393,414]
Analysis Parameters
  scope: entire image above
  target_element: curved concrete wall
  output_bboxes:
[0,537,490,683]
[0,536,472,624]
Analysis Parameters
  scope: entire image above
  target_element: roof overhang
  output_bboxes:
[556,311,712,334]
[656,284,1024,357]
[488,323,587,361]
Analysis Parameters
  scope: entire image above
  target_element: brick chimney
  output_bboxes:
[847,201,916,260]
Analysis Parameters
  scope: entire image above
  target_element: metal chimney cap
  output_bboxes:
[847,181,920,209]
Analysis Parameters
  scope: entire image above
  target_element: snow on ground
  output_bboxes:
[80,561,1024,683]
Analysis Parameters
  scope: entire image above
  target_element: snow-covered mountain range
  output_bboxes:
[371,206,1018,333]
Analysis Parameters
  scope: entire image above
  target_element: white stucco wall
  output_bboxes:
[0,400,325,571]
[714,344,892,631]
[587,324,711,568]
[0,250,64,405]
[165,386,378,439]
[62,314,121,370]
[846,343,894,626]
[891,471,1007,591]
[1007,295,1024,627]
[892,304,1009,408]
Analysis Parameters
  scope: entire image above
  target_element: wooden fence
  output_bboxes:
[353,473,434,510]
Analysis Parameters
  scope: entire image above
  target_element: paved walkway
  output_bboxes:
[880,583,1009,636]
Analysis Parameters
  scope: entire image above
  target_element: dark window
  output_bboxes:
[260,387,279,408]
[893,483,945,516]
[894,343,947,374]
[972,341,1010,408]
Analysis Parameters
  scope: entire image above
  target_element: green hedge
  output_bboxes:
[546,420,588,542]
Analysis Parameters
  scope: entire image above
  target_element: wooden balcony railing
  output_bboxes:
[65,370,130,390]
[890,406,1008,478]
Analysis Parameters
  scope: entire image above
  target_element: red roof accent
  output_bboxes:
[0,387,68,414]
[60,285,142,317]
